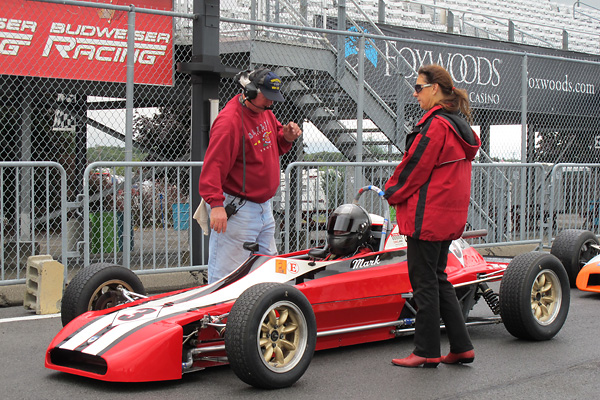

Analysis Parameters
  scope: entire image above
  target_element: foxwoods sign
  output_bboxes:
[332,17,600,116]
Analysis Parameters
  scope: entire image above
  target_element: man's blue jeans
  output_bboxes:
[207,193,277,284]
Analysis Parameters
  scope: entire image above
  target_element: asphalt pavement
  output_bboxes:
[1,284,600,400]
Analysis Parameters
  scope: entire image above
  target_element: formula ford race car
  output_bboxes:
[46,187,575,389]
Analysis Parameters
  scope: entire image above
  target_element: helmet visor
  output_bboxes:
[327,214,355,234]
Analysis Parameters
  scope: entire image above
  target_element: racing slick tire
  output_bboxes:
[499,252,570,341]
[550,229,599,287]
[60,263,145,327]
[225,282,317,389]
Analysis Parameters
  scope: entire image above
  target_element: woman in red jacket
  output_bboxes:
[384,64,481,368]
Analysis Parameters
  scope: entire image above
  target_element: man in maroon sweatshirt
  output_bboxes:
[199,68,302,283]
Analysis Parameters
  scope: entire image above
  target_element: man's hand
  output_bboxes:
[283,121,302,142]
[210,206,228,233]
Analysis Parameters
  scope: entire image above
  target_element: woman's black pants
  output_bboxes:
[406,236,474,358]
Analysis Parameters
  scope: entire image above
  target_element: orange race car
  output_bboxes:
[550,229,600,293]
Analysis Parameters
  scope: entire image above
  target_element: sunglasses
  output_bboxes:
[414,83,433,93]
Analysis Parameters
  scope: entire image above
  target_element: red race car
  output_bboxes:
[46,187,571,389]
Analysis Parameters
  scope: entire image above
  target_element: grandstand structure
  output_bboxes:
[173,0,600,163]
[175,0,600,55]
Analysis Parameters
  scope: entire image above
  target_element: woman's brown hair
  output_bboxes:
[418,64,472,123]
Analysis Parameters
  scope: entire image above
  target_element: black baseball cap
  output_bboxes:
[259,71,285,102]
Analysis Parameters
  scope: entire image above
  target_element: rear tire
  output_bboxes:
[61,263,145,327]
[499,252,570,341]
[551,229,599,287]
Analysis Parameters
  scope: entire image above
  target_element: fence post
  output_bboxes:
[447,10,454,34]
[356,35,365,189]
[520,54,528,163]
[123,5,136,269]
[178,0,227,266]
[337,0,346,80]
[378,0,385,24]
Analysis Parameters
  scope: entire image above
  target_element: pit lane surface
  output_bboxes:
[2,287,600,400]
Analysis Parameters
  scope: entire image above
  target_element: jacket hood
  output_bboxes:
[421,106,481,161]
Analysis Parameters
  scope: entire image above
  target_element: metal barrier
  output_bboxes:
[470,163,547,246]
[280,162,398,253]
[281,162,550,254]
[82,161,204,273]
[549,163,600,243]
[0,161,207,285]
[0,162,67,286]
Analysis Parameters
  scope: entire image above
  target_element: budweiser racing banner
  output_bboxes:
[1,0,174,85]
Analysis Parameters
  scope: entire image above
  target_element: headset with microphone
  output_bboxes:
[235,68,273,110]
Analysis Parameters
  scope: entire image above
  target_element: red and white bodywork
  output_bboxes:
[46,224,504,382]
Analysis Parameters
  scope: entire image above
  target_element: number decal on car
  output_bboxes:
[117,308,156,321]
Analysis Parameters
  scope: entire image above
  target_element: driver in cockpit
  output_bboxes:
[326,203,374,259]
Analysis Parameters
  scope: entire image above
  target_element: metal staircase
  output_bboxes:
[237,1,422,163]
[247,40,409,161]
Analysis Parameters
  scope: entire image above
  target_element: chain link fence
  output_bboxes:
[1,0,195,283]
[3,0,600,285]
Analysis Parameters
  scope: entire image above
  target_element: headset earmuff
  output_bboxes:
[243,68,270,100]
[236,70,252,95]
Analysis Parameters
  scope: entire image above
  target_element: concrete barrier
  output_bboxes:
[23,255,65,315]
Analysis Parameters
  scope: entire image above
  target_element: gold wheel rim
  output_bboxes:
[87,279,133,311]
[257,300,308,373]
[530,269,562,326]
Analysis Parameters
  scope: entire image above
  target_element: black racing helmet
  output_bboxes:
[327,204,372,256]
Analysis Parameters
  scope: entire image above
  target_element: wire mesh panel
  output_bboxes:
[549,164,600,238]
[526,55,600,165]
[218,0,600,165]
[83,162,203,273]
[0,163,66,284]
[0,1,195,279]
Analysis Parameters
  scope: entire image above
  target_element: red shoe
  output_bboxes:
[441,349,475,364]
[392,353,441,368]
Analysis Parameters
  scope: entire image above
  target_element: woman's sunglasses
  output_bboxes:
[414,83,433,93]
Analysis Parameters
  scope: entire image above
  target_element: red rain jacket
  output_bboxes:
[384,106,481,241]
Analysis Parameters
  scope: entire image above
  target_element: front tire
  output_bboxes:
[60,263,145,327]
[225,283,317,389]
[499,252,570,341]
[551,229,599,287]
